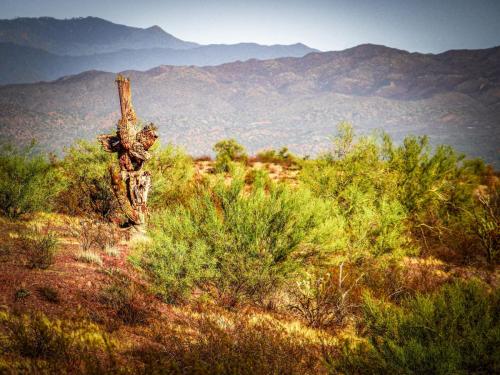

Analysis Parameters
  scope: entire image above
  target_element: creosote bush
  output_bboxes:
[329,280,500,374]
[139,174,334,306]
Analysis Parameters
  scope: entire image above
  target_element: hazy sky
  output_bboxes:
[2,0,500,52]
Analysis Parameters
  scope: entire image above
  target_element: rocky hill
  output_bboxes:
[0,44,499,165]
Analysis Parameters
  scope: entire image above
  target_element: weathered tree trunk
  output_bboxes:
[98,75,158,228]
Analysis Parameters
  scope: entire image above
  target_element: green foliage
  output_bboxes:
[459,176,500,264]
[330,281,500,374]
[56,141,117,219]
[214,139,248,173]
[300,124,411,262]
[145,143,195,209]
[382,134,469,216]
[14,288,31,301]
[140,176,332,305]
[0,143,61,218]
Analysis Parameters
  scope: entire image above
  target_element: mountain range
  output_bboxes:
[0,17,316,84]
[1,43,499,165]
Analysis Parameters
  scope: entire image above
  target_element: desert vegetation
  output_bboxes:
[0,123,498,374]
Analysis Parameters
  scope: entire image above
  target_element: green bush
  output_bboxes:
[145,143,195,210]
[139,176,333,305]
[213,139,248,173]
[300,124,411,262]
[56,141,117,219]
[0,143,61,218]
[330,281,500,374]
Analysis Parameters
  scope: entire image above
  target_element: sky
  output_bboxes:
[1,0,500,52]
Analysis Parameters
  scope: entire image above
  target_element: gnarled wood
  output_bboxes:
[98,75,158,227]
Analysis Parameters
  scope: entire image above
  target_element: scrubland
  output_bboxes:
[0,123,498,374]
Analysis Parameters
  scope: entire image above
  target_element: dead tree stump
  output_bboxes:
[98,75,158,228]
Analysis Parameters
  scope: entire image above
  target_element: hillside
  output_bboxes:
[0,44,499,165]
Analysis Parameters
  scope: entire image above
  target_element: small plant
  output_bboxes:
[15,288,31,301]
[288,263,363,328]
[76,251,103,266]
[93,221,118,251]
[37,286,60,304]
[100,281,148,325]
[19,228,59,270]
[104,246,120,257]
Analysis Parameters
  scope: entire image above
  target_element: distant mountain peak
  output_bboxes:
[0,16,199,55]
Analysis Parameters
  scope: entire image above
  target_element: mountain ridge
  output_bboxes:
[0,16,318,84]
[0,44,498,166]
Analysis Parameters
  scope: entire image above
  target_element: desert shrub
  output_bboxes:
[14,288,31,301]
[37,286,60,304]
[67,219,118,252]
[382,134,470,217]
[214,139,248,173]
[300,124,411,262]
[244,167,272,187]
[56,141,118,220]
[146,144,195,209]
[288,263,363,329]
[19,227,59,269]
[329,280,500,374]
[255,147,296,166]
[140,176,333,306]
[381,135,498,264]
[0,311,115,373]
[0,143,61,219]
[459,177,500,264]
[135,315,324,375]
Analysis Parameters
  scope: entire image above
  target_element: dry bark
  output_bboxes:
[98,74,158,226]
